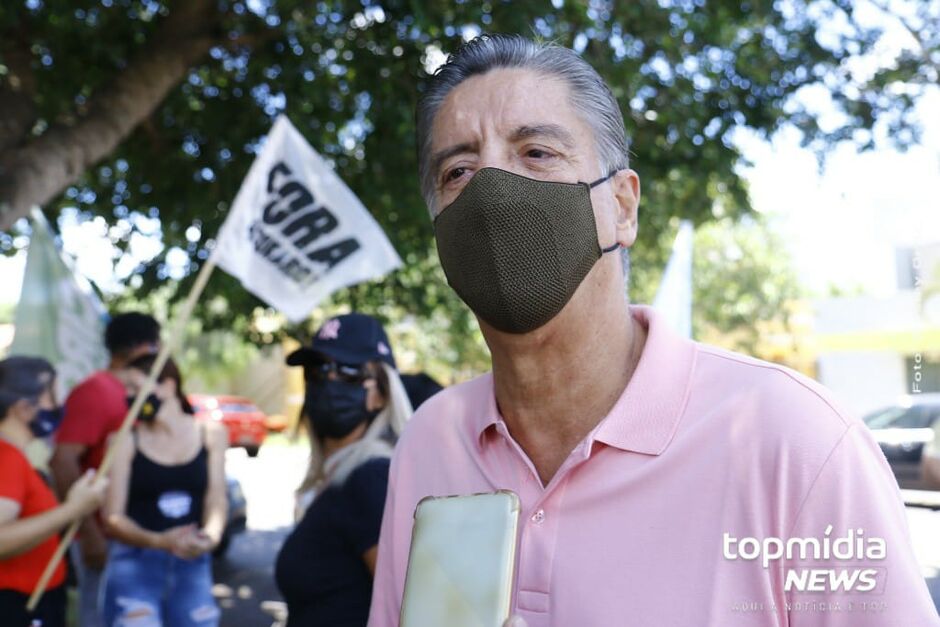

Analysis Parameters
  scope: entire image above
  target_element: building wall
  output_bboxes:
[816,351,908,417]
[812,241,940,415]
[0,323,14,357]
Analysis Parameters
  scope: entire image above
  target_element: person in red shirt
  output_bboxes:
[0,356,107,627]
[49,312,159,627]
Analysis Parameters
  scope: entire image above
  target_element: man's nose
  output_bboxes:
[476,141,524,177]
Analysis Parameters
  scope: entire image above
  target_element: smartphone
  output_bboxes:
[400,490,521,627]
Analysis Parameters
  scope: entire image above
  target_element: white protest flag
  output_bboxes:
[653,220,694,339]
[214,115,402,321]
[10,209,108,398]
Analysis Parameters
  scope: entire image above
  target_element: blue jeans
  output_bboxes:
[70,543,104,627]
[100,542,219,627]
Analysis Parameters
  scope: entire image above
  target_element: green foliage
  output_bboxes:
[692,215,802,354]
[1,0,930,372]
[0,301,14,325]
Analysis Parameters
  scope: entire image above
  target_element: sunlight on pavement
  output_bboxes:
[225,442,309,530]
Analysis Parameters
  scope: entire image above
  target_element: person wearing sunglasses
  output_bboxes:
[275,313,413,627]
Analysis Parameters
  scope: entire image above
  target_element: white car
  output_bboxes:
[862,394,940,489]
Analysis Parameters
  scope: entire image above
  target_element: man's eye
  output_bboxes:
[526,148,553,159]
[443,167,467,184]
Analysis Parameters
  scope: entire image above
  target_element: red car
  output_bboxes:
[188,394,268,457]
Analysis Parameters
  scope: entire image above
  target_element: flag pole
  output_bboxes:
[27,251,219,612]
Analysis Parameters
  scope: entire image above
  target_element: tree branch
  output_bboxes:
[0,0,221,230]
[0,33,38,154]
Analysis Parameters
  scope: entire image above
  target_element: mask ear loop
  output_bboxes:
[586,170,624,254]
[587,169,620,189]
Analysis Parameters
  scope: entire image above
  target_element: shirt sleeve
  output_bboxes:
[0,447,27,504]
[340,457,391,555]
[785,423,940,626]
[55,379,110,447]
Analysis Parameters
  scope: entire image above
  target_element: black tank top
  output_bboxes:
[126,425,209,532]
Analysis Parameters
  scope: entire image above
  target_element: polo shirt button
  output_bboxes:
[531,509,545,525]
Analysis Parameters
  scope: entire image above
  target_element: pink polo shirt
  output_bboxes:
[369,305,938,626]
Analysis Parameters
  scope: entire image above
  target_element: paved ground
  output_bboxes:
[214,443,308,627]
[213,441,940,625]
[905,505,940,613]
[213,528,289,627]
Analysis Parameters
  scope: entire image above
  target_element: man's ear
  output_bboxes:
[612,169,640,248]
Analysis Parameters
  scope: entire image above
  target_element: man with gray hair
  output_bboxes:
[368,34,937,626]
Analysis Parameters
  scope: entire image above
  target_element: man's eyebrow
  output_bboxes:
[510,124,576,148]
[431,141,478,178]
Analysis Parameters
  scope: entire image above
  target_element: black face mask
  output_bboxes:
[433,167,621,334]
[30,407,63,438]
[127,394,162,424]
[305,379,377,440]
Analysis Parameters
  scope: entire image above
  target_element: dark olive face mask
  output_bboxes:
[433,167,621,334]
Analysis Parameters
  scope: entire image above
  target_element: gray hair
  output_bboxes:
[416,34,632,279]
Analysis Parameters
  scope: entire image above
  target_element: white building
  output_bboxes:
[813,243,940,417]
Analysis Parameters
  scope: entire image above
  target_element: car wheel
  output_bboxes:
[245,445,260,458]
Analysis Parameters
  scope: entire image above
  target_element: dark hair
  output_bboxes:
[0,356,56,420]
[126,354,195,415]
[105,312,161,356]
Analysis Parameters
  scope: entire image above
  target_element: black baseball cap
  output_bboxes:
[286,313,396,369]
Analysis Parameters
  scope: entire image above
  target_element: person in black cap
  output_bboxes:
[0,356,108,627]
[275,313,413,627]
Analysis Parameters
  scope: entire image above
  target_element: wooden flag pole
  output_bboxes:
[27,252,219,612]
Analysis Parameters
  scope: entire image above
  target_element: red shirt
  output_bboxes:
[0,439,66,593]
[55,370,127,471]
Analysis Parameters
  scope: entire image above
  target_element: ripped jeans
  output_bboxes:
[100,542,220,627]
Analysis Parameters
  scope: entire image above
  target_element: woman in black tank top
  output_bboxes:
[125,427,208,532]
[101,355,228,627]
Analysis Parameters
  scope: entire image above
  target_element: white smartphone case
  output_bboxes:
[400,490,521,627]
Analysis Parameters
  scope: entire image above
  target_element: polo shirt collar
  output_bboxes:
[474,305,697,456]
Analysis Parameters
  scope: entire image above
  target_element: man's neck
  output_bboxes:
[488,299,645,486]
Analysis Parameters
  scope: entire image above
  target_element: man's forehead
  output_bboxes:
[430,68,586,149]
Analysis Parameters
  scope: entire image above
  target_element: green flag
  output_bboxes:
[10,209,107,398]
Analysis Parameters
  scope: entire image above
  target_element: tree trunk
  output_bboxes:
[0,0,219,231]
[0,34,38,155]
